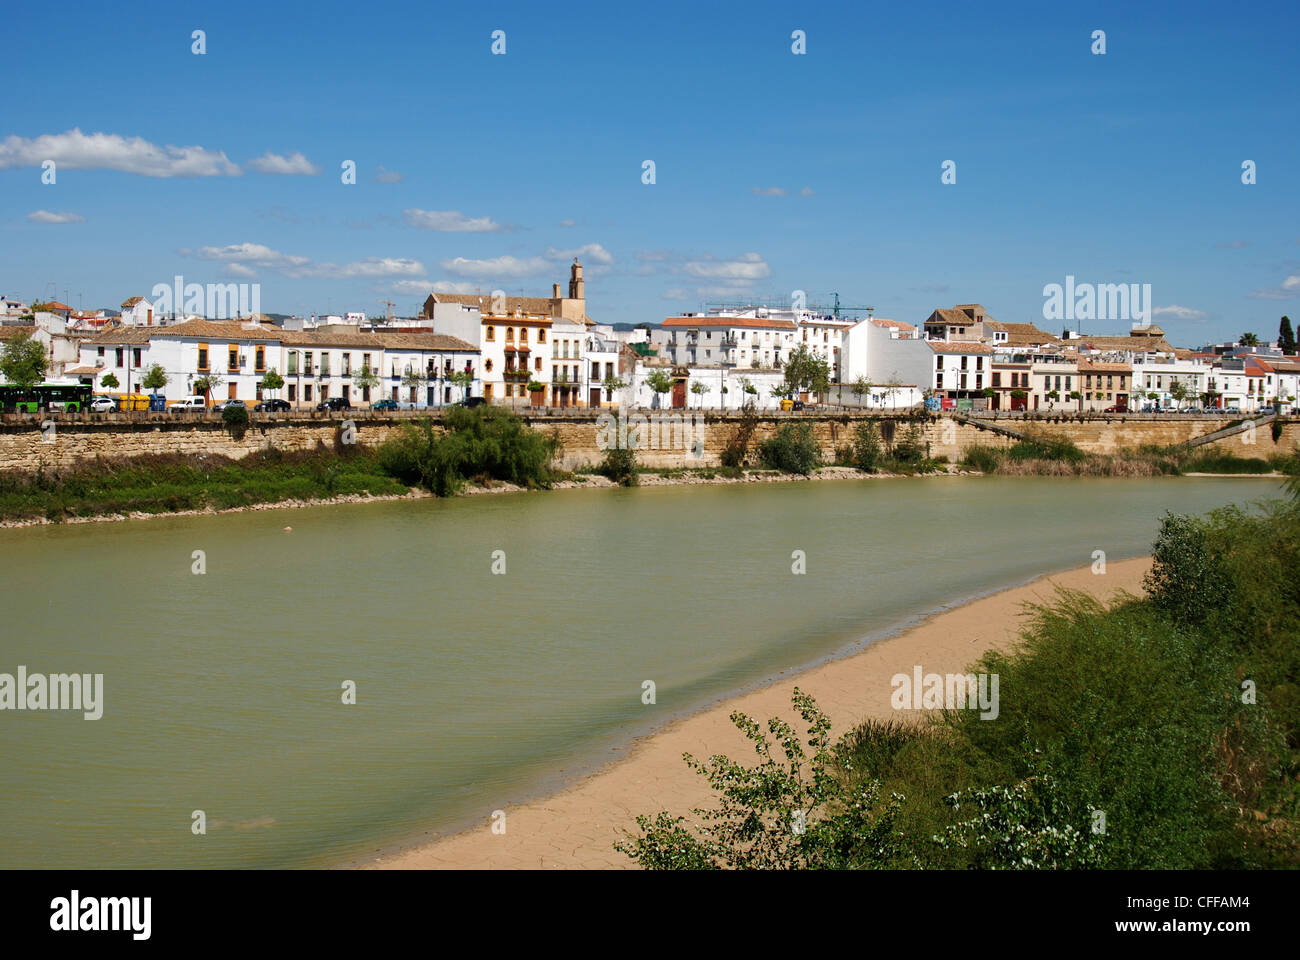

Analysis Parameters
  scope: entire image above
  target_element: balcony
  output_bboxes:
[504,368,531,381]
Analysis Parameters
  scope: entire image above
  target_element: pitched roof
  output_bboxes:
[929,341,993,354]
[121,296,145,308]
[662,315,797,330]
[1077,360,1133,372]
[986,321,1062,347]
[281,329,475,351]
[0,325,37,340]
[869,318,915,332]
[426,292,556,315]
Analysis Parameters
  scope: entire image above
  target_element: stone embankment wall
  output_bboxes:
[0,410,1296,473]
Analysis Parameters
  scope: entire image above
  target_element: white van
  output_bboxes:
[170,395,207,413]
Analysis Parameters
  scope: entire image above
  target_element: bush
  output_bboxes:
[222,404,250,440]
[759,421,820,475]
[1006,435,1086,463]
[850,421,883,472]
[1144,513,1232,628]
[892,422,926,464]
[962,444,1002,473]
[720,407,758,468]
[598,447,639,486]
[376,407,558,496]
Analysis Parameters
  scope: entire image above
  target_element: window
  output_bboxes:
[506,327,514,343]
[304,351,313,375]
[97,346,104,358]
[197,344,208,371]
[115,347,125,367]
[535,357,542,371]
[485,359,493,372]
[362,353,371,372]
[519,328,528,344]
[288,351,298,374]
[342,352,351,376]
[304,384,313,401]
[992,373,1001,387]
[538,329,546,343]
[288,384,297,401]
[486,326,495,341]
[255,345,265,372]
[320,353,330,376]
[132,348,142,367]
[228,346,239,372]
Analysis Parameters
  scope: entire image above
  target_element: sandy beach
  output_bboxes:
[369,556,1151,869]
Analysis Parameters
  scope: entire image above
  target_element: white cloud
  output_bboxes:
[374,165,404,184]
[1152,305,1207,320]
[404,209,502,232]
[799,186,814,197]
[222,263,258,279]
[184,243,312,270]
[559,218,576,227]
[544,243,613,265]
[751,186,786,197]
[439,255,552,279]
[248,151,321,176]
[183,243,423,279]
[27,210,84,224]
[1247,275,1300,300]
[0,128,240,177]
[683,252,769,281]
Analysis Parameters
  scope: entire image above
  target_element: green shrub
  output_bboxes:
[1006,435,1086,463]
[850,421,883,472]
[376,407,558,496]
[759,422,820,475]
[1144,513,1232,628]
[222,404,250,440]
[598,447,639,486]
[962,444,1002,473]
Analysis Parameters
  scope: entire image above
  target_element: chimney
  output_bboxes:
[553,283,561,299]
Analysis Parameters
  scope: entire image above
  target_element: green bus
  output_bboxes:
[0,383,93,413]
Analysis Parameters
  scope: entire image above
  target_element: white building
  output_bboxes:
[118,296,155,326]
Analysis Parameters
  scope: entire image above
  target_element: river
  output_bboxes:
[0,476,1280,868]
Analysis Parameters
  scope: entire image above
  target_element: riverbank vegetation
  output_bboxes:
[962,433,1296,477]
[618,481,1300,869]
[0,446,408,522]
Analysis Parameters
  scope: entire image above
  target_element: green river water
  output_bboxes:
[0,476,1280,868]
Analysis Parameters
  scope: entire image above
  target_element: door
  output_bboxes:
[672,380,687,409]
[589,388,602,408]
[228,382,237,400]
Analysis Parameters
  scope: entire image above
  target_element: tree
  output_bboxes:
[192,372,224,404]
[781,344,831,398]
[100,372,119,390]
[446,369,473,403]
[1169,379,1189,409]
[1068,390,1082,409]
[850,376,872,407]
[644,369,674,409]
[1240,332,1260,347]
[401,366,428,406]
[1045,389,1060,408]
[886,373,904,410]
[601,373,626,405]
[690,381,709,407]
[1280,316,1296,355]
[142,364,169,393]
[1,332,49,388]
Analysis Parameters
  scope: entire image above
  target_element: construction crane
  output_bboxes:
[376,299,396,324]
[822,293,875,318]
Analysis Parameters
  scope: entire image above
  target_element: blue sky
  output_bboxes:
[3,0,1297,344]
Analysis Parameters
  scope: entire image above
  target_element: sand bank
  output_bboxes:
[369,556,1151,869]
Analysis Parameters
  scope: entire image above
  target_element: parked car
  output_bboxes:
[170,396,208,413]
[254,398,291,412]
[791,400,805,411]
[212,399,247,413]
[459,396,487,408]
[89,396,117,413]
[1102,404,1127,413]
[370,398,399,411]
[316,397,353,411]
